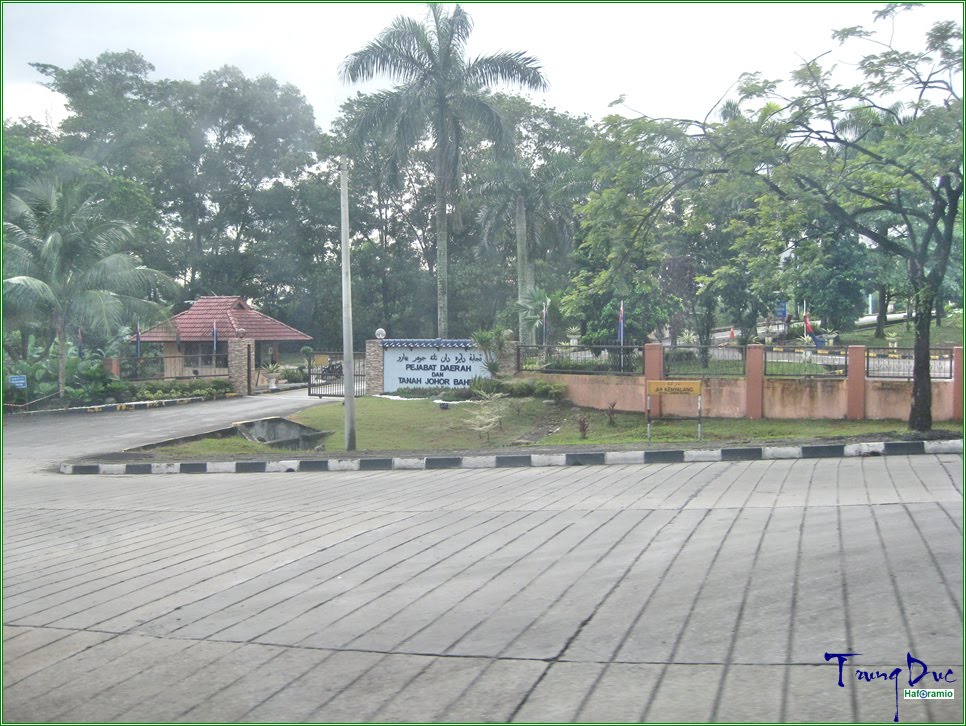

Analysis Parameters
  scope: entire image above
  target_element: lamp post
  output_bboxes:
[341,158,356,451]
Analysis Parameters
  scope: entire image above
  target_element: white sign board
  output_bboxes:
[383,345,490,392]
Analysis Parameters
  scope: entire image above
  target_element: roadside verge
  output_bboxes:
[60,438,963,475]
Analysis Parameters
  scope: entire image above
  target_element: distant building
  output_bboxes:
[137,296,311,378]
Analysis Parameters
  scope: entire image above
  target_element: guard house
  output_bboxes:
[138,296,311,379]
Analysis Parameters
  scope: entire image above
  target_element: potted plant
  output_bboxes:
[261,362,282,390]
[884,330,900,349]
[566,326,581,345]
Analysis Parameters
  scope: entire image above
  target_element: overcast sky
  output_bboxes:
[3,2,961,132]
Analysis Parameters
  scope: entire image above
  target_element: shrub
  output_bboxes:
[665,348,697,363]
[285,366,308,383]
[469,376,566,401]
[506,379,536,397]
[470,377,503,396]
[533,380,566,401]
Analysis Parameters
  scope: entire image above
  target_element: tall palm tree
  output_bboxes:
[340,3,547,337]
[479,150,589,345]
[3,177,172,398]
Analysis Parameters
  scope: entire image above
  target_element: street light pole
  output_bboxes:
[340,157,356,451]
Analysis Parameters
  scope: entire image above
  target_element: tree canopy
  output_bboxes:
[3,4,961,428]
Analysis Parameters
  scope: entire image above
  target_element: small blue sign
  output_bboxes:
[775,301,788,319]
[8,375,27,389]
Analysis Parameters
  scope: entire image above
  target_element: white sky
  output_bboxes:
[2,2,962,132]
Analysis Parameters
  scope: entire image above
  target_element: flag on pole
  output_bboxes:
[135,320,142,358]
[804,312,821,346]
[618,300,625,345]
[541,302,548,346]
[212,320,218,355]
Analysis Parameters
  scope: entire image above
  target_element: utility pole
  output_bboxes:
[340,157,356,451]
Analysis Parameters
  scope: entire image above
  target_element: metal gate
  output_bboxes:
[308,352,366,397]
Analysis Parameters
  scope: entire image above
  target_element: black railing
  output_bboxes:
[518,343,644,376]
[865,347,953,379]
[308,352,366,397]
[664,345,745,378]
[764,345,847,377]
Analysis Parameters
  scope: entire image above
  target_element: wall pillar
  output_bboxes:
[227,337,254,395]
[644,343,664,417]
[102,357,121,378]
[498,340,519,376]
[365,339,384,395]
[953,346,963,422]
[745,344,764,419]
[846,345,866,420]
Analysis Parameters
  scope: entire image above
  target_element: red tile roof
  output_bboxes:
[139,296,311,342]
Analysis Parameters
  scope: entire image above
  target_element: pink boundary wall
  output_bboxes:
[520,343,963,422]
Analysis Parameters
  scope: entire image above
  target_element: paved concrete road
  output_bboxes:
[3,448,962,722]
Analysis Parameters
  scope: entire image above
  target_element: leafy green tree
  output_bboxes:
[340,3,547,336]
[3,177,173,398]
[570,114,751,345]
[586,7,960,430]
[34,52,319,300]
[783,231,871,333]
[733,6,962,430]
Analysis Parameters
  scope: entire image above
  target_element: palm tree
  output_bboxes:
[340,3,547,337]
[3,176,172,398]
[479,151,588,345]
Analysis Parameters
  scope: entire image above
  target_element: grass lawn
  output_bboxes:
[146,435,301,458]
[838,318,963,348]
[664,358,745,377]
[542,413,960,446]
[145,396,961,458]
[290,396,562,453]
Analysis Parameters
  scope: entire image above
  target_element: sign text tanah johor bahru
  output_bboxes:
[382,340,491,393]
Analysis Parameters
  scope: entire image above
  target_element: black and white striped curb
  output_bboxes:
[60,439,963,475]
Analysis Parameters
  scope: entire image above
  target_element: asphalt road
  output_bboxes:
[2,389,325,475]
[2,393,963,723]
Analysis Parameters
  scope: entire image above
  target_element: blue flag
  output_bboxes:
[618,300,625,345]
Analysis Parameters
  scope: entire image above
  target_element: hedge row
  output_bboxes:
[391,377,567,402]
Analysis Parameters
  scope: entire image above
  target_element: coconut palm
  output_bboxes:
[340,3,547,337]
[479,151,588,345]
[3,176,173,398]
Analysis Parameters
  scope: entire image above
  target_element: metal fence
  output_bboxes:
[518,343,644,376]
[117,355,229,381]
[308,352,366,397]
[865,348,954,379]
[764,345,848,377]
[664,345,746,378]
